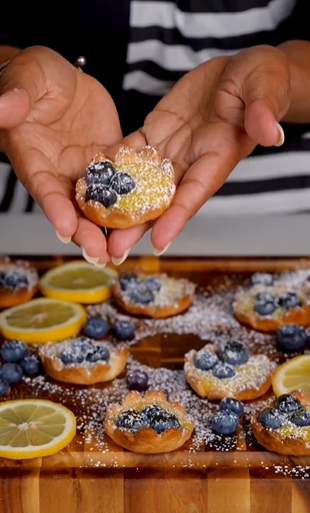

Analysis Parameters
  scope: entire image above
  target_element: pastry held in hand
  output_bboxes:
[104,390,194,454]
[75,146,176,229]
[251,390,310,455]
[184,342,276,401]
[0,258,38,308]
[233,284,310,332]
[39,337,128,385]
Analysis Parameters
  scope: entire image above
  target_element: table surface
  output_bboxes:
[1,213,310,256]
[1,256,310,513]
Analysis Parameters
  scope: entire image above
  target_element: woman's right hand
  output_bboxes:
[0,46,122,266]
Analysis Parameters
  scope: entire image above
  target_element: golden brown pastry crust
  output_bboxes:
[251,391,310,456]
[0,259,38,308]
[184,343,276,401]
[39,339,129,385]
[233,284,310,332]
[113,271,195,319]
[75,146,176,229]
[104,390,194,454]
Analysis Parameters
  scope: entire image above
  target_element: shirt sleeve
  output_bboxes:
[276,0,310,44]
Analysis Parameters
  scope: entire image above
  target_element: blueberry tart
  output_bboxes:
[184,342,276,400]
[75,146,176,229]
[251,390,310,455]
[104,390,194,454]
[113,270,195,318]
[38,336,128,385]
[233,284,310,332]
[0,258,38,308]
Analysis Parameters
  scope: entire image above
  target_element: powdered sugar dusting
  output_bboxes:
[0,258,38,291]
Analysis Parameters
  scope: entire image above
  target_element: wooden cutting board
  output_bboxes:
[1,255,310,513]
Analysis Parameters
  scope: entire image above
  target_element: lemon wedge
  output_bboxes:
[0,399,76,459]
[272,354,310,396]
[39,260,117,304]
[0,298,86,343]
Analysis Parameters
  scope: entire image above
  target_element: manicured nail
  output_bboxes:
[56,231,71,244]
[153,243,171,257]
[111,248,131,266]
[82,248,99,265]
[94,262,107,269]
[274,122,285,147]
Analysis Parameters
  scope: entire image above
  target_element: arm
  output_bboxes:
[279,40,310,124]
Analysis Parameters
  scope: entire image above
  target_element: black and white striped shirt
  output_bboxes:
[1,0,310,215]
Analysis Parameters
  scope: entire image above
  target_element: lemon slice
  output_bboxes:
[39,260,117,304]
[272,355,310,396]
[0,399,76,459]
[0,298,86,343]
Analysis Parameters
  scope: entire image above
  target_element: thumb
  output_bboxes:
[241,46,291,147]
[218,45,291,147]
[0,46,51,129]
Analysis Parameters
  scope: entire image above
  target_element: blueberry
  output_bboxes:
[113,320,135,340]
[150,410,180,434]
[4,272,28,288]
[129,285,155,304]
[60,348,84,365]
[254,291,276,316]
[126,370,149,391]
[85,184,117,208]
[276,324,307,352]
[194,350,219,371]
[84,318,109,339]
[20,355,41,376]
[211,410,239,435]
[290,408,310,426]
[86,345,110,363]
[119,272,140,291]
[85,161,116,185]
[276,291,300,310]
[0,379,9,396]
[116,409,149,432]
[0,363,23,385]
[1,340,28,362]
[72,337,95,354]
[257,407,286,429]
[212,362,235,379]
[141,404,163,419]
[275,394,301,413]
[218,341,249,366]
[143,277,161,291]
[219,397,244,418]
[110,172,135,195]
[251,273,273,286]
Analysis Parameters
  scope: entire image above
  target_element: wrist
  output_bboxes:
[277,41,310,123]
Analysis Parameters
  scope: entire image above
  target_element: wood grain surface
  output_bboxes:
[1,255,310,513]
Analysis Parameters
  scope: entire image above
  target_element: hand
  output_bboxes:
[107,45,290,261]
[0,46,122,265]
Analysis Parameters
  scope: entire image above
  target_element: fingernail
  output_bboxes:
[94,262,107,269]
[56,231,71,244]
[153,243,171,257]
[111,248,131,266]
[274,122,285,147]
[82,248,99,265]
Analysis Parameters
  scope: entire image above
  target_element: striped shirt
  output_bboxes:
[1,0,310,216]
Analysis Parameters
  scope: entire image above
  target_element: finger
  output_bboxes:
[244,99,284,147]
[150,146,243,251]
[217,46,290,147]
[72,218,110,265]
[107,223,151,264]
[0,46,76,129]
[0,88,32,128]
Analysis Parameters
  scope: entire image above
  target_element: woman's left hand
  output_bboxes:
[107,45,291,261]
